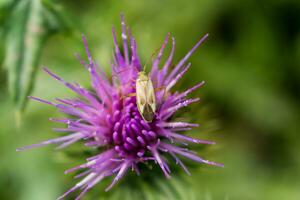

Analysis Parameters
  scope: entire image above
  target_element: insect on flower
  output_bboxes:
[17,15,223,200]
[119,50,162,123]
[115,47,165,123]
[112,68,158,123]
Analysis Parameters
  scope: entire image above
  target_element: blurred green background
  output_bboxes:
[1,0,300,199]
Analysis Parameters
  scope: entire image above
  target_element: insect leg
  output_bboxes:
[154,86,166,92]
[120,92,136,100]
[154,86,169,101]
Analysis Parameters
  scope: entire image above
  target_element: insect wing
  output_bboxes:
[136,76,147,114]
[146,78,156,113]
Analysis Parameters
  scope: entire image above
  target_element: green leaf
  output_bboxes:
[3,0,71,111]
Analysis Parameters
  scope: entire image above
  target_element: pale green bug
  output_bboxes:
[135,71,157,123]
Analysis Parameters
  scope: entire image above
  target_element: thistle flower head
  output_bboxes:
[18,15,223,199]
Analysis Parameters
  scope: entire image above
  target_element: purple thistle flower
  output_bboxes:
[18,15,223,199]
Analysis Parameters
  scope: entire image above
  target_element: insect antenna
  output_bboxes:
[111,66,138,82]
[143,47,161,73]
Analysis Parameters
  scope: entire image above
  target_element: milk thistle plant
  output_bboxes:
[18,15,223,199]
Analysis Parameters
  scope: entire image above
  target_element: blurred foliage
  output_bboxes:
[1,0,72,111]
[0,0,300,199]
